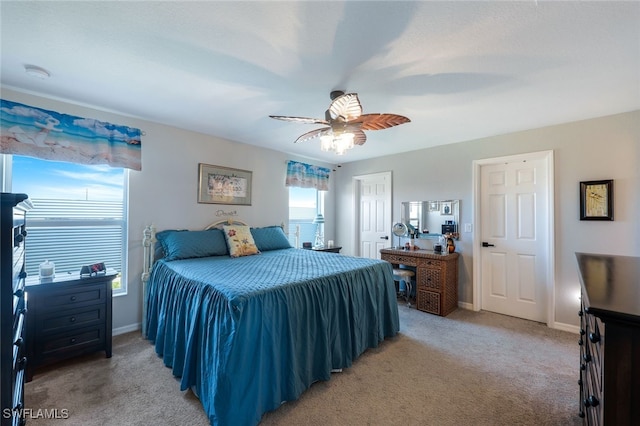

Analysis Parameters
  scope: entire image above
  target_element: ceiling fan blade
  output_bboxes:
[270,115,328,125]
[328,93,362,122]
[294,127,331,143]
[351,129,367,146]
[354,113,411,131]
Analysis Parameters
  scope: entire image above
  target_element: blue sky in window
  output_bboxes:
[289,186,317,207]
[12,156,124,201]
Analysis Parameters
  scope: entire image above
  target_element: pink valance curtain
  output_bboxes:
[0,99,142,170]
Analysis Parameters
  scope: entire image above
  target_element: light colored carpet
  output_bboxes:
[25,304,581,425]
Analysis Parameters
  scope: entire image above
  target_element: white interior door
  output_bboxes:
[355,172,391,259]
[476,152,553,323]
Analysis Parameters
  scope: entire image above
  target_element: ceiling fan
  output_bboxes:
[270,90,410,154]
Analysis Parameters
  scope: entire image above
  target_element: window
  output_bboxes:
[5,155,128,295]
[288,187,324,248]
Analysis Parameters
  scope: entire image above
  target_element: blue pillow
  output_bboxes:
[156,229,228,260]
[250,226,292,251]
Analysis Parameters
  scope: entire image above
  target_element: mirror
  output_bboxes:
[401,200,460,240]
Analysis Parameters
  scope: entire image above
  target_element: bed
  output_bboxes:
[141,221,400,426]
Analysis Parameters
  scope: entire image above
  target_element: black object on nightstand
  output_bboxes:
[25,269,117,382]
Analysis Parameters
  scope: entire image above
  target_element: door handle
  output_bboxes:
[380,236,389,240]
[482,242,495,247]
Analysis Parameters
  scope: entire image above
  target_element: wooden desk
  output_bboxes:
[380,248,458,316]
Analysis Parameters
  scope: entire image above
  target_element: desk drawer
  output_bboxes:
[417,267,442,291]
[417,290,441,315]
[381,253,418,267]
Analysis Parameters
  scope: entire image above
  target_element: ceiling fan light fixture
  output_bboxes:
[320,134,333,152]
[320,132,355,155]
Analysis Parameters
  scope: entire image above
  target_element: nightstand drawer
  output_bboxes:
[38,305,106,335]
[40,283,106,311]
[39,326,105,360]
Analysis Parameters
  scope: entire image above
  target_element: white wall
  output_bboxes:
[4,88,638,331]
[1,89,337,332]
[335,110,640,328]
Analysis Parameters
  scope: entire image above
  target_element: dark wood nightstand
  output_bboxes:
[308,246,342,253]
[25,269,117,381]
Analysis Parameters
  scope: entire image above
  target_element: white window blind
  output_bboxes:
[25,198,125,280]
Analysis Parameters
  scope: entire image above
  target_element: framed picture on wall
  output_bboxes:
[580,179,613,220]
[440,201,452,215]
[198,163,252,205]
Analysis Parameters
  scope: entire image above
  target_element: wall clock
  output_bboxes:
[580,179,613,221]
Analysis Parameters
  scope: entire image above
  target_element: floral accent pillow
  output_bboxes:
[223,225,260,258]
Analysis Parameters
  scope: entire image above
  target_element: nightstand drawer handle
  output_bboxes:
[69,317,76,323]
[70,338,77,344]
[70,296,77,302]
[14,337,23,348]
[588,332,600,344]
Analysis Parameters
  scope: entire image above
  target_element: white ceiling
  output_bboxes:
[1,1,639,164]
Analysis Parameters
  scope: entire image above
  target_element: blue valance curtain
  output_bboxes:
[285,160,331,191]
[0,99,142,170]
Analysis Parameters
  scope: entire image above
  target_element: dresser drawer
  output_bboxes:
[11,250,25,296]
[12,308,26,370]
[12,278,25,320]
[35,283,107,311]
[38,305,106,335]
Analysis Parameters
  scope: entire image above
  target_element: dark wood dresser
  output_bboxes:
[380,248,459,316]
[1,193,32,426]
[576,253,640,425]
[25,270,117,382]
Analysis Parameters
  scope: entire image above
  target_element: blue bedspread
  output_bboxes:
[144,248,399,426]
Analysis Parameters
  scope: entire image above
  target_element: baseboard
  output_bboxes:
[113,322,141,336]
[458,301,473,310]
[456,302,580,334]
[550,321,580,334]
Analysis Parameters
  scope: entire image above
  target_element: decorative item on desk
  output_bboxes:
[312,214,325,248]
[302,242,312,249]
[392,222,408,249]
[80,262,106,277]
[39,259,55,279]
[446,236,455,253]
[327,240,334,248]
